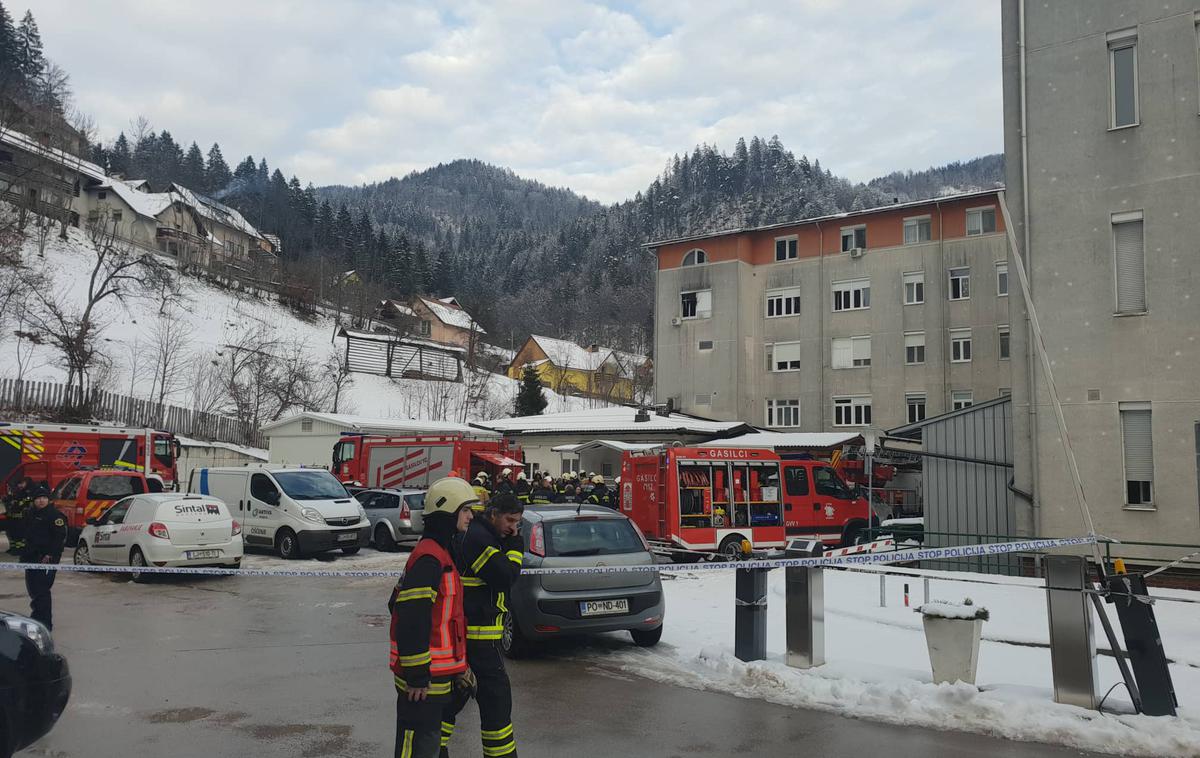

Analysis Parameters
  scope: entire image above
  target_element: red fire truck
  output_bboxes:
[0,422,180,496]
[332,434,524,490]
[620,446,788,559]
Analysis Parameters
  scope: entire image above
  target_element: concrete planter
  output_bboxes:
[921,615,984,685]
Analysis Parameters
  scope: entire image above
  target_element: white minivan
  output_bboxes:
[190,466,370,559]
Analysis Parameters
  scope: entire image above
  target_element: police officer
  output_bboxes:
[22,484,67,630]
[390,477,477,758]
[5,476,33,555]
[512,472,531,504]
[584,475,610,508]
[445,493,524,757]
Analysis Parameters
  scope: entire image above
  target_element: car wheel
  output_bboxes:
[374,524,397,552]
[500,611,535,659]
[73,541,91,566]
[276,528,301,560]
[718,535,746,561]
[341,546,360,555]
[841,522,865,548]
[630,625,663,647]
[129,548,151,584]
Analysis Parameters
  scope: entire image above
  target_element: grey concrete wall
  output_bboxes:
[1003,0,1200,550]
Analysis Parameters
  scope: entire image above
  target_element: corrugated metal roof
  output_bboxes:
[262,411,495,436]
[476,407,749,436]
[703,432,861,449]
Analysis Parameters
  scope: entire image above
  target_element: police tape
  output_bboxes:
[0,535,1097,579]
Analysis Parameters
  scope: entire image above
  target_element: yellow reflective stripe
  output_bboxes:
[506,550,523,564]
[113,460,138,470]
[496,592,508,613]
[481,724,514,740]
[483,741,517,756]
[394,677,452,695]
[440,721,455,747]
[400,730,414,758]
[0,436,20,450]
[461,576,486,587]
[396,650,431,666]
[393,587,437,603]
[466,630,502,640]
[471,546,499,574]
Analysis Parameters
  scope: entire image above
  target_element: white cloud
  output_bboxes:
[26,0,1001,203]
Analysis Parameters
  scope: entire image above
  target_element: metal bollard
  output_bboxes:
[734,566,770,662]
[1045,555,1098,709]
[924,577,930,604]
[785,540,824,669]
[879,574,887,607]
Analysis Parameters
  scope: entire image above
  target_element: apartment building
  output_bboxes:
[647,191,1012,432]
[1002,0,1200,547]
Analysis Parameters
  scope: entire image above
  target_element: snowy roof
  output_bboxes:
[703,432,861,450]
[381,299,417,317]
[0,126,107,182]
[418,296,484,334]
[167,183,264,240]
[124,179,150,191]
[337,326,467,354]
[100,179,175,219]
[551,440,666,454]
[176,435,269,460]
[261,411,497,437]
[476,407,751,437]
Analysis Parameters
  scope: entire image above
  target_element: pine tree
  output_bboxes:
[109,133,131,176]
[182,142,206,190]
[0,3,19,91]
[314,200,335,251]
[514,365,548,416]
[333,205,353,267]
[205,143,232,193]
[410,238,430,294]
[13,10,42,87]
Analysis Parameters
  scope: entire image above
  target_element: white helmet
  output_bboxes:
[615,476,621,484]
[516,471,527,481]
[591,475,604,485]
[475,471,489,480]
[501,467,512,477]
[424,477,479,516]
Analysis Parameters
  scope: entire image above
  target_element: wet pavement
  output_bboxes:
[0,555,1112,757]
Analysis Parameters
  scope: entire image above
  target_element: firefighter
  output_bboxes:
[528,477,554,505]
[445,492,524,757]
[610,476,622,509]
[584,475,610,508]
[512,472,531,504]
[389,477,477,758]
[471,473,490,512]
[5,476,33,555]
[21,484,67,630]
[495,469,514,496]
[554,475,573,502]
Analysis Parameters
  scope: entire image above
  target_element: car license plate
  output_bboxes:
[337,532,358,543]
[579,599,629,617]
[186,550,220,560]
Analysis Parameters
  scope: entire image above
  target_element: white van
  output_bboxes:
[189,466,370,559]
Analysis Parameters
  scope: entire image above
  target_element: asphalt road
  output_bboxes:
[0,563,1111,757]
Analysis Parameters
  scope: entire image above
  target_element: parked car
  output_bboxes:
[74,493,243,582]
[0,610,70,757]
[354,488,425,551]
[503,504,664,658]
[49,469,161,542]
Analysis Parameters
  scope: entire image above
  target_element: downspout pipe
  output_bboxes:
[1017,0,1041,533]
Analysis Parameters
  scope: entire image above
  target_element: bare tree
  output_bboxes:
[188,358,226,417]
[321,348,354,413]
[147,308,194,418]
[215,327,280,429]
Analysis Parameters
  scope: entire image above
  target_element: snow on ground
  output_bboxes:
[6,222,597,422]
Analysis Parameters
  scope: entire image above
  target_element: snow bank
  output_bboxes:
[917,599,989,621]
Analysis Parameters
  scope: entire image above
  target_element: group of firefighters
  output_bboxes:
[468,468,618,510]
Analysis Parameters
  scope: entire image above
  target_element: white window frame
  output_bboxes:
[831,336,871,369]
[951,390,973,410]
[905,393,926,424]
[995,261,1009,297]
[965,206,996,237]
[1112,210,1147,315]
[765,287,801,318]
[832,278,870,312]
[1120,401,1154,508]
[903,215,932,245]
[766,398,801,428]
[904,331,925,365]
[833,396,872,427]
[766,341,803,373]
[948,267,971,301]
[840,225,867,252]
[774,235,798,262]
[950,328,972,363]
[1107,28,1139,130]
[903,271,924,305]
[681,248,707,267]
[998,325,1011,361]
[680,289,712,320]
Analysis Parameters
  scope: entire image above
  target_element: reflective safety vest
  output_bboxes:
[389,539,468,679]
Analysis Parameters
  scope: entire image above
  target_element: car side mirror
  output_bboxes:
[86,517,99,526]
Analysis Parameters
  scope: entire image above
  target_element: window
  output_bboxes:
[999,388,1012,397]
[833,396,872,427]
[832,336,871,369]
[99,498,134,526]
[87,209,100,222]
[904,332,925,365]
[832,279,870,311]
[419,320,432,336]
[97,190,107,200]
[766,287,800,318]
[774,236,798,261]
[840,226,867,251]
[0,149,11,162]
[87,475,144,499]
[301,418,313,432]
[1120,403,1153,506]
[680,289,712,319]
[694,393,712,406]
[998,325,1011,360]
[948,267,970,300]
[951,390,973,410]
[784,466,809,496]
[1113,212,1146,314]
[111,210,123,222]
[602,462,614,477]
[697,340,714,351]
[251,473,280,503]
[903,271,924,305]
[903,216,931,244]
[682,249,707,266]
[1108,30,1139,128]
[966,207,996,236]
[906,394,926,424]
[950,328,972,363]
[767,341,802,372]
[766,399,800,427]
[996,262,1009,296]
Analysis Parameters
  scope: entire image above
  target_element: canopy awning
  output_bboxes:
[472,451,524,468]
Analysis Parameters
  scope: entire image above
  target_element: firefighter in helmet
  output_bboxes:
[512,472,531,504]
[389,477,477,758]
[471,472,490,512]
[528,476,554,505]
[584,475,610,507]
[494,469,514,496]
[5,476,34,555]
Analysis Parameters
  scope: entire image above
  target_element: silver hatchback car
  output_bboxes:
[355,488,425,552]
[502,504,665,658]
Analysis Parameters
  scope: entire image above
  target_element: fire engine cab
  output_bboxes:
[332,434,524,490]
[620,446,787,559]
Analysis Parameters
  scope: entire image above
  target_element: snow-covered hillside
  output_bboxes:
[3,219,599,424]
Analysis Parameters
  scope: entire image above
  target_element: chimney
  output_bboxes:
[587,344,599,352]
[658,398,674,417]
[634,408,651,423]
[892,197,899,204]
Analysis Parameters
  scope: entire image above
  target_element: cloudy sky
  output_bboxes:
[26,0,1001,203]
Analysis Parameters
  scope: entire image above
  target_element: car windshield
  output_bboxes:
[545,518,643,557]
[273,471,349,501]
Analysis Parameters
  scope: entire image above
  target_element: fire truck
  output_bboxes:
[0,422,181,496]
[620,446,788,559]
[332,434,524,490]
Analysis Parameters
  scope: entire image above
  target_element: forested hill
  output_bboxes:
[869,154,1004,201]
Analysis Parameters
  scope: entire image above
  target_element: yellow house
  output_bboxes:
[506,335,648,402]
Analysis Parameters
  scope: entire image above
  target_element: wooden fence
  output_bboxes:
[0,378,266,448]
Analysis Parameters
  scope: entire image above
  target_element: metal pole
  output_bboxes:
[735,567,769,662]
[879,574,886,607]
[866,450,874,535]
[923,577,930,604]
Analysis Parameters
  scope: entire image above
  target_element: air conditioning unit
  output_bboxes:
[848,247,865,259]
[670,316,683,327]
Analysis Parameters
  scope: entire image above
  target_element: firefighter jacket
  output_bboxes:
[584,484,610,507]
[389,536,468,697]
[528,485,554,505]
[495,480,513,496]
[20,504,67,563]
[513,480,531,504]
[455,517,523,643]
[471,483,490,511]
